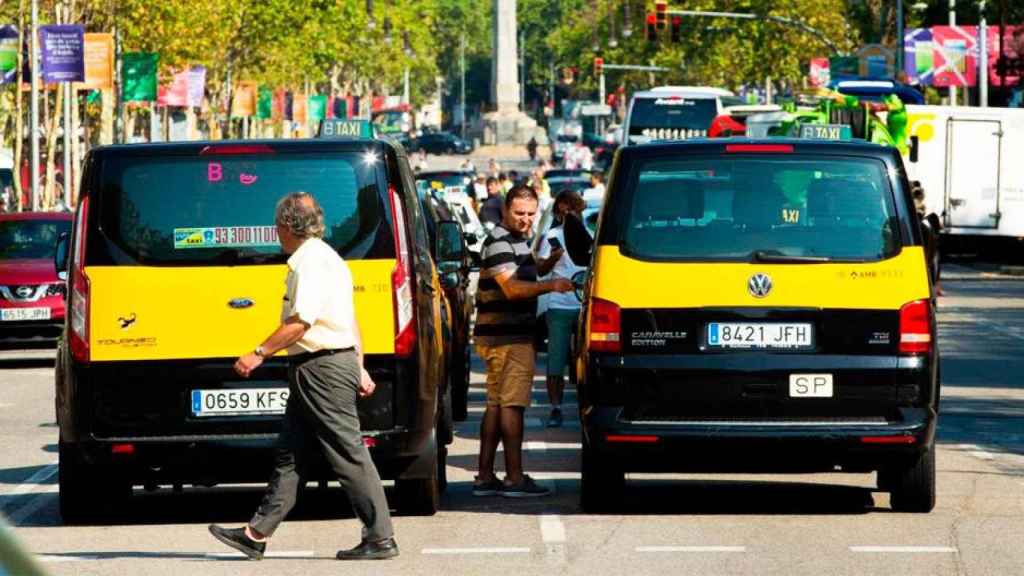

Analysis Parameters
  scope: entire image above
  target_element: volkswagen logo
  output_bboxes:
[228,298,255,309]
[15,286,33,299]
[747,273,773,298]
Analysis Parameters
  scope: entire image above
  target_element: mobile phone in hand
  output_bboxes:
[548,236,562,250]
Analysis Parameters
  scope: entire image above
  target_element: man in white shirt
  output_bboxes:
[209,192,397,561]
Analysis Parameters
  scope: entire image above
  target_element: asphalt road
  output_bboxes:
[1,265,1022,576]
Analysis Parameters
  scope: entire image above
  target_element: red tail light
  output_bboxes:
[199,144,275,155]
[388,185,416,358]
[606,434,659,444]
[111,443,135,455]
[726,144,794,153]
[899,299,932,354]
[860,435,917,445]
[588,297,621,353]
[69,196,90,363]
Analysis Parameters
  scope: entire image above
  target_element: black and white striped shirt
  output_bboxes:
[474,224,538,346]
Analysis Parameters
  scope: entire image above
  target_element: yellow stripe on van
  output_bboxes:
[592,246,930,309]
[86,259,397,362]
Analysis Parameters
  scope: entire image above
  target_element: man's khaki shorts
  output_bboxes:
[475,341,536,408]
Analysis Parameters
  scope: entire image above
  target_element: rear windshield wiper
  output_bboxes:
[750,250,832,264]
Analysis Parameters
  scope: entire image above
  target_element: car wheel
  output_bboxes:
[580,435,624,513]
[59,438,130,524]
[888,448,936,513]
[395,430,443,516]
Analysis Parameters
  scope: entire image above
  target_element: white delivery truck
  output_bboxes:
[905,105,1024,245]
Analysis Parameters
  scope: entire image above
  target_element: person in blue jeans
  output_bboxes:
[536,190,589,427]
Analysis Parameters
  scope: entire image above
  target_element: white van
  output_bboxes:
[622,86,738,145]
[904,105,1024,243]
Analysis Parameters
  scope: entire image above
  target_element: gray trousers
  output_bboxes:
[249,350,394,541]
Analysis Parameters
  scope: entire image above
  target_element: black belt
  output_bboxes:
[288,347,354,364]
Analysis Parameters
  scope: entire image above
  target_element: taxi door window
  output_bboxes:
[621,155,899,262]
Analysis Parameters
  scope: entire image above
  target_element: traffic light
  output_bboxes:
[646,13,657,42]
[655,1,667,30]
[671,15,682,43]
[594,57,604,77]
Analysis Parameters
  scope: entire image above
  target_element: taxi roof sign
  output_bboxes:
[798,123,852,141]
[319,119,375,139]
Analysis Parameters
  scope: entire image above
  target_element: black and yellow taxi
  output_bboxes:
[577,137,939,513]
[54,121,455,521]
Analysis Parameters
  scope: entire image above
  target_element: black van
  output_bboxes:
[55,135,456,521]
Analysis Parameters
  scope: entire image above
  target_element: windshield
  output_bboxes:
[621,155,899,262]
[628,97,718,140]
[99,151,392,265]
[0,219,71,260]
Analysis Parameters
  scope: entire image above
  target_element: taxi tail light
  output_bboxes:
[726,144,794,153]
[111,443,135,455]
[389,185,417,358]
[899,299,932,354]
[69,196,90,363]
[588,297,621,353]
[199,144,275,155]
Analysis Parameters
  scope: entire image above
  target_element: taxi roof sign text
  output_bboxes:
[319,119,375,139]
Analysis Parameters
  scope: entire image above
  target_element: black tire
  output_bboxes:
[395,432,442,516]
[889,449,936,513]
[580,436,624,513]
[59,438,130,524]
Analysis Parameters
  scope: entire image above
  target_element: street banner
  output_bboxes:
[158,69,190,106]
[186,66,205,107]
[272,89,285,121]
[986,25,1022,87]
[231,80,257,117]
[930,26,977,88]
[808,57,830,87]
[76,33,113,90]
[293,94,308,124]
[904,25,1021,88]
[284,91,293,121]
[828,56,858,78]
[332,96,348,120]
[308,94,327,122]
[256,86,272,119]
[40,24,84,83]
[123,52,158,101]
[0,25,17,84]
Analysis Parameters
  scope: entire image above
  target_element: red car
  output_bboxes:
[0,212,72,344]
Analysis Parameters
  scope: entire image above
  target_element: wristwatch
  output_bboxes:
[254,345,266,358]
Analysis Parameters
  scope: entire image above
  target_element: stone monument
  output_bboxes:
[485,0,537,145]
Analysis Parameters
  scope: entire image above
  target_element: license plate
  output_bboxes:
[707,322,812,349]
[0,307,51,322]
[191,388,289,417]
[789,374,834,398]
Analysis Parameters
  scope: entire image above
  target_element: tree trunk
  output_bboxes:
[12,0,25,211]
[44,84,63,210]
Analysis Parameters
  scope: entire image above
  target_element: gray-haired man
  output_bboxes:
[209,192,397,561]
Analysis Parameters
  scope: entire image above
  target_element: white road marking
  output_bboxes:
[850,546,958,553]
[206,550,316,559]
[422,547,531,555]
[524,441,547,452]
[540,515,566,543]
[970,451,996,461]
[1,463,57,498]
[636,546,746,553]
[37,555,101,563]
[3,463,58,525]
[991,325,1024,342]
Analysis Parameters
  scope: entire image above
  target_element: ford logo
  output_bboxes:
[228,298,255,309]
[15,286,33,299]
[747,273,773,298]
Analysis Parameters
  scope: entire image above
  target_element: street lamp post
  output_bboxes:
[460,32,466,139]
[30,0,39,211]
[897,0,904,74]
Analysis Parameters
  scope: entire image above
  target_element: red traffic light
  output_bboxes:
[655,1,667,30]
[594,57,604,76]
[646,13,657,42]
[671,15,682,42]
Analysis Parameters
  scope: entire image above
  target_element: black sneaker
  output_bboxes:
[501,475,552,498]
[472,475,503,496]
[208,524,266,560]
[336,538,400,560]
[546,407,563,428]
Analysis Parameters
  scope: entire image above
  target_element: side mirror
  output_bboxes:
[54,232,70,282]
[909,135,919,163]
[436,220,466,264]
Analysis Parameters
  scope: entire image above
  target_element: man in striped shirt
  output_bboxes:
[473,185,573,498]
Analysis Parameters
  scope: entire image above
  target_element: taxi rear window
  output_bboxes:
[628,97,717,139]
[97,151,393,265]
[620,155,900,262]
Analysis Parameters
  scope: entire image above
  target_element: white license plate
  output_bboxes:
[191,388,289,417]
[0,307,51,322]
[789,374,834,398]
[707,322,813,349]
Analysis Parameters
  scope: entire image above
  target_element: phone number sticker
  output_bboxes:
[174,226,279,249]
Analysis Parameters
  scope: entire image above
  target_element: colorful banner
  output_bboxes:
[186,66,205,107]
[256,86,272,119]
[272,89,285,121]
[122,52,158,101]
[231,80,258,117]
[987,26,1023,87]
[292,94,307,124]
[930,26,977,88]
[308,94,327,122]
[902,26,1024,88]
[0,25,17,84]
[808,57,830,87]
[158,69,190,106]
[39,25,84,83]
[76,33,113,90]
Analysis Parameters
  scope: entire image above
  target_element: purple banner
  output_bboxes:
[40,24,84,83]
[187,65,206,107]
